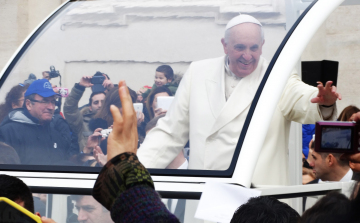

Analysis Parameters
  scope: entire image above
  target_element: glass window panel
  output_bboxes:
[32,193,343,223]
[32,194,113,223]
[0,0,311,175]
[33,193,305,223]
[31,193,192,223]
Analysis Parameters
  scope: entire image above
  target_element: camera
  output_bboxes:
[91,71,106,93]
[91,76,105,85]
[101,129,112,138]
[315,121,360,153]
[49,66,60,78]
[53,87,69,97]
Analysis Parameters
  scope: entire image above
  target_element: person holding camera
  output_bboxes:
[92,80,179,223]
[63,75,106,152]
[42,67,61,92]
[88,86,146,153]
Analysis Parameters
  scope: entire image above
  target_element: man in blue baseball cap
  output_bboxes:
[24,79,59,124]
[0,79,79,165]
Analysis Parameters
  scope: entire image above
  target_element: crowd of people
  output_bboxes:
[0,13,360,222]
[0,63,183,168]
[2,81,360,223]
[86,82,360,223]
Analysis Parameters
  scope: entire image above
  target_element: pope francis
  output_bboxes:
[138,14,341,186]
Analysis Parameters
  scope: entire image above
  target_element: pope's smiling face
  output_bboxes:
[221,23,264,78]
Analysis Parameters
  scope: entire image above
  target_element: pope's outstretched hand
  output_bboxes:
[310,81,342,106]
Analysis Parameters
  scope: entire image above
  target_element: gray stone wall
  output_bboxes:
[0,0,65,73]
[301,5,360,114]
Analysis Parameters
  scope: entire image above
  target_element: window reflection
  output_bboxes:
[34,193,205,223]
[34,194,113,223]
[71,195,113,223]
[0,0,288,170]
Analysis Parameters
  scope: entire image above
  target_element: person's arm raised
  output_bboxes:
[79,76,94,88]
[310,81,342,106]
[63,75,93,150]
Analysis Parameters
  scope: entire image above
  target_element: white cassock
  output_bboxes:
[138,55,336,186]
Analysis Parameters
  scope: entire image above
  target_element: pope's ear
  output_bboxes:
[221,38,228,54]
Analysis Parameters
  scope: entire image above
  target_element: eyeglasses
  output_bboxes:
[29,99,56,105]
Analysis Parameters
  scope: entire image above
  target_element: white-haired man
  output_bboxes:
[138,14,340,186]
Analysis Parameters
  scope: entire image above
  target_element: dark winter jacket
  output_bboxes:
[93,152,179,223]
[0,108,79,165]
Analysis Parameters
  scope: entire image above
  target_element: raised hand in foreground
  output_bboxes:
[92,81,179,223]
[107,80,138,161]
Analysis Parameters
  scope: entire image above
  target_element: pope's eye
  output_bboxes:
[250,45,259,51]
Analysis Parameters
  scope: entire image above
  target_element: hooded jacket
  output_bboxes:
[0,108,79,165]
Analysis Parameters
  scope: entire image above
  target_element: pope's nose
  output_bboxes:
[242,53,252,61]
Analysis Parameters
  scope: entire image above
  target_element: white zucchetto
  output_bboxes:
[225,14,262,30]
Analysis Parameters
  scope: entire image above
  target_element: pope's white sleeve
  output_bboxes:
[137,64,192,168]
[279,72,337,123]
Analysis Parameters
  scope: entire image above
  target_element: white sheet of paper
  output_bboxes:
[195,181,261,223]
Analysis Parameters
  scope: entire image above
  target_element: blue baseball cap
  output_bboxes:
[25,79,59,97]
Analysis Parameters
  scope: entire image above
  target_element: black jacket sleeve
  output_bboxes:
[92,153,179,223]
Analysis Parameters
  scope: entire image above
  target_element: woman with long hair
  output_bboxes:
[0,84,29,123]
[338,105,360,121]
[87,87,144,162]
[92,87,122,127]
[145,86,173,120]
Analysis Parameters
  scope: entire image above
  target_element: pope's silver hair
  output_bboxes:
[224,24,264,44]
